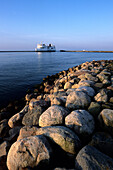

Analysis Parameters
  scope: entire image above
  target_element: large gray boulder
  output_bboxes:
[22,105,44,126]
[78,80,95,87]
[75,145,113,170]
[65,110,95,136]
[39,105,69,127]
[7,135,52,170]
[66,91,91,110]
[76,86,95,97]
[36,126,81,155]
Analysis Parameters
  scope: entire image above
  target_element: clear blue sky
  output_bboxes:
[0,0,113,50]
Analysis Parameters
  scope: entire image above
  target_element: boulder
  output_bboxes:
[51,97,64,106]
[0,111,12,121]
[75,145,113,170]
[54,168,75,170]
[36,126,81,155]
[66,91,91,110]
[66,89,76,95]
[7,135,52,170]
[22,105,44,126]
[78,80,95,87]
[39,105,69,127]
[110,97,113,103]
[97,73,109,82]
[29,98,48,110]
[98,109,113,133]
[4,126,22,143]
[76,86,95,97]
[0,119,9,137]
[89,132,113,158]
[18,126,39,140]
[65,110,95,137]
[102,79,111,86]
[71,70,90,77]
[0,141,10,170]
[94,82,103,90]
[84,73,98,82]
[64,82,72,90]
[94,89,108,103]
[88,102,101,118]
[8,105,28,128]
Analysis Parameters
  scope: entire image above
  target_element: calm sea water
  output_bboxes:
[0,52,113,107]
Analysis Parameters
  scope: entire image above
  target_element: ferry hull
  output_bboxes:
[35,43,56,52]
[35,49,56,52]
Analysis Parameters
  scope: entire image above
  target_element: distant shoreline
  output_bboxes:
[60,50,113,53]
[0,50,113,53]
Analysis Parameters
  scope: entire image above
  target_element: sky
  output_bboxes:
[0,0,113,50]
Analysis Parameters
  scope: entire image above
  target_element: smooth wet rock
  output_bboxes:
[66,91,91,110]
[75,145,113,170]
[22,105,44,126]
[65,110,95,137]
[7,135,52,170]
[36,126,81,155]
[8,105,28,128]
[39,105,69,127]
[76,86,95,97]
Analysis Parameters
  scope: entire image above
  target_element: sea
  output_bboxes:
[0,51,113,108]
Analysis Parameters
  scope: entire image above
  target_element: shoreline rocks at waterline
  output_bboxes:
[1,60,113,169]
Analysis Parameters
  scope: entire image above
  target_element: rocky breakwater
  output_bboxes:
[1,60,113,169]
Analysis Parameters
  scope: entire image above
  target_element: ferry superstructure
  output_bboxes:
[35,43,56,52]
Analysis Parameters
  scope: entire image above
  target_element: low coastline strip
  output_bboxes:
[0,50,113,53]
[1,59,113,169]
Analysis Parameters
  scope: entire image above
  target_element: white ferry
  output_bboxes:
[35,43,56,52]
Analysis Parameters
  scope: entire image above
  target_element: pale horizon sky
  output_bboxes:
[0,0,113,50]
